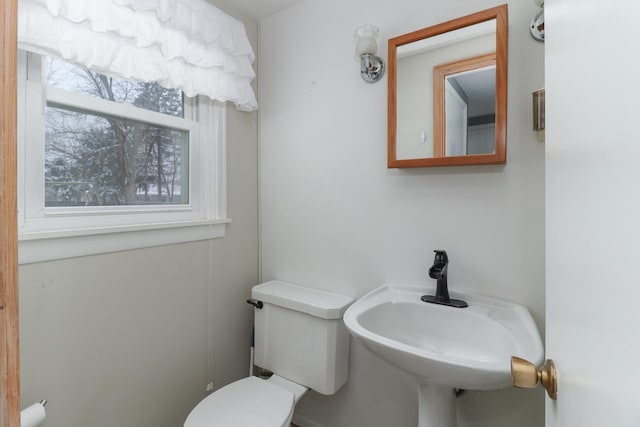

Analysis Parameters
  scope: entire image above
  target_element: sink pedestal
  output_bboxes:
[418,383,456,427]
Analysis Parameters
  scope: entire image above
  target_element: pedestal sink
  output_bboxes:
[343,284,543,427]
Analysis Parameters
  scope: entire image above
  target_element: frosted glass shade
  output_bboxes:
[354,25,380,56]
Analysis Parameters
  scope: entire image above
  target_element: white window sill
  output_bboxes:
[18,219,230,264]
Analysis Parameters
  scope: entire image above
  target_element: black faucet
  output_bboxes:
[421,250,468,308]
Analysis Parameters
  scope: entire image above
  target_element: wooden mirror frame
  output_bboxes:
[388,4,508,168]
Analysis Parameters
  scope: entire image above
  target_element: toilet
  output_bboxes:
[184,280,354,427]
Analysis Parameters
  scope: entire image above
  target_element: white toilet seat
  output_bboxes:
[183,376,295,427]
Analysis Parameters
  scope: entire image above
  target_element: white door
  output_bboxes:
[545,0,640,425]
[444,79,467,156]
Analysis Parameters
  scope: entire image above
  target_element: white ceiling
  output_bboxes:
[230,0,304,19]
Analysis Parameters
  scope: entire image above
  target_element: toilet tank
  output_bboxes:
[251,281,354,395]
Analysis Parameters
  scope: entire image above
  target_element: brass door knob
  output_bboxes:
[511,356,557,400]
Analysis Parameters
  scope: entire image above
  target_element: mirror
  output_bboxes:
[388,5,508,167]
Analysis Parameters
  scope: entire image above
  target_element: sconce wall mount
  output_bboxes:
[530,0,545,41]
[354,24,385,83]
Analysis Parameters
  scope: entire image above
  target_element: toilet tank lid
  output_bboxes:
[252,281,354,319]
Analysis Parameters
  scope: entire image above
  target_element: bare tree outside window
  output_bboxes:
[44,58,189,207]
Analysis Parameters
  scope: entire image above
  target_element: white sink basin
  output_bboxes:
[343,284,544,390]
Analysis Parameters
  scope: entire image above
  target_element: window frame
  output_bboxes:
[17,51,229,264]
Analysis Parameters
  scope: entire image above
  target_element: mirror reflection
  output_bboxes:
[437,56,496,157]
[388,5,508,167]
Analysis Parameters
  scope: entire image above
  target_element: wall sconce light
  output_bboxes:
[530,0,544,41]
[354,24,385,83]
[533,88,545,142]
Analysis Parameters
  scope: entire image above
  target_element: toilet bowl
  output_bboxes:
[184,281,353,427]
[184,375,306,427]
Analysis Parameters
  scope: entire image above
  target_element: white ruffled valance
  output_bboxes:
[18,0,258,111]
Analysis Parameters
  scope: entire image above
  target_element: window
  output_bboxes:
[44,57,189,207]
[18,52,229,264]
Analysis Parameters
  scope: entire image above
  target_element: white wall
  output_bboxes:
[259,1,545,426]
[18,3,259,426]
